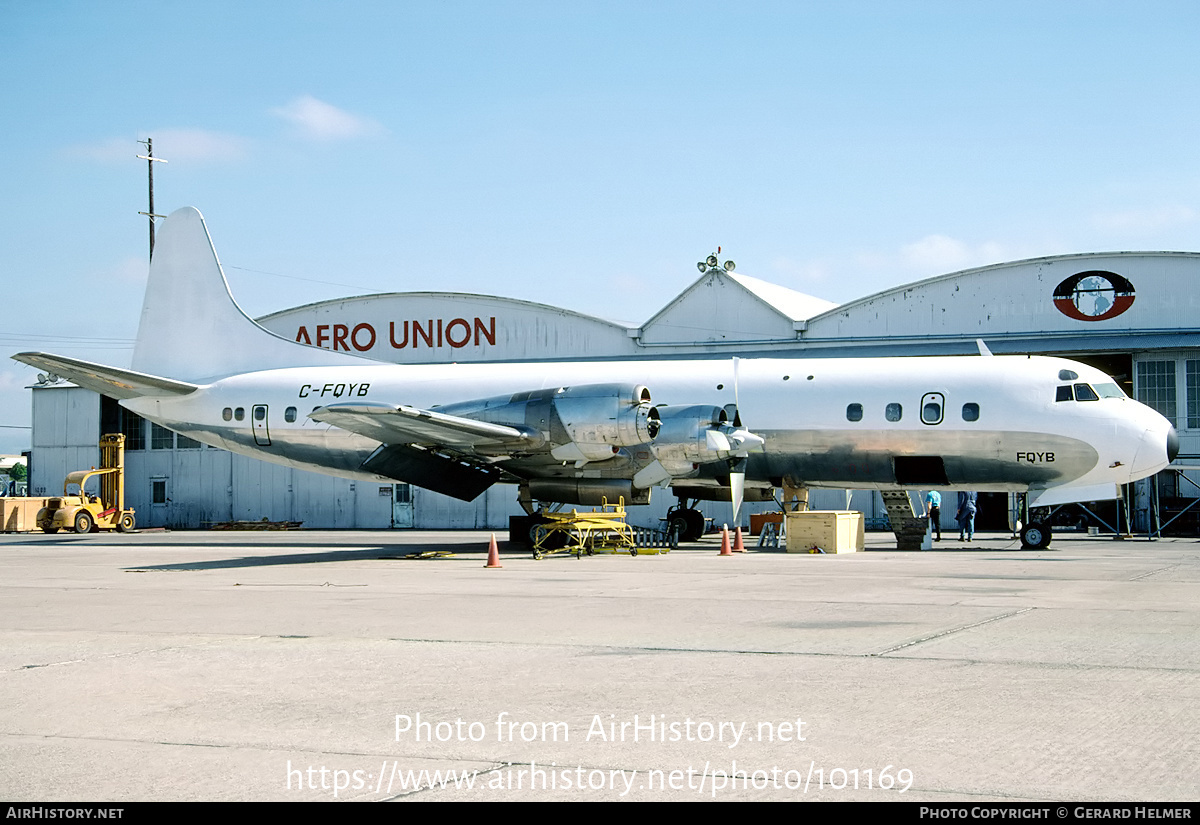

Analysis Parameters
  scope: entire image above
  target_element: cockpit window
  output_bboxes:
[1074,383,1099,402]
[1056,386,1074,402]
[1059,369,1079,381]
[1094,382,1125,398]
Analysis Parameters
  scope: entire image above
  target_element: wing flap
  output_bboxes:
[310,402,540,451]
[361,444,501,501]
[13,352,199,399]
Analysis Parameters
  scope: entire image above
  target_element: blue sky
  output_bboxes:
[2,1,1199,454]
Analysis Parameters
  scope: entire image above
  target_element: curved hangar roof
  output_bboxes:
[256,271,836,363]
[800,251,1200,356]
[256,252,1200,363]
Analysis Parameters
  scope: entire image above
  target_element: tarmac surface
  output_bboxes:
[1,527,1197,802]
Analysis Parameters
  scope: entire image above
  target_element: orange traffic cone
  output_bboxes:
[733,526,745,552]
[719,525,732,556]
[485,533,502,568]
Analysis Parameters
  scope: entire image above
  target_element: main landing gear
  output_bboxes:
[666,500,707,543]
[1019,521,1052,550]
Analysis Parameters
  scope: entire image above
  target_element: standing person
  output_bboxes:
[924,490,942,541]
[956,491,977,542]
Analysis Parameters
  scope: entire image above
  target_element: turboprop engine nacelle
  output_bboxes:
[647,404,763,477]
[437,383,657,463]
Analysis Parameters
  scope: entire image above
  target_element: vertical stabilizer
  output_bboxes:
[130,207,367,381]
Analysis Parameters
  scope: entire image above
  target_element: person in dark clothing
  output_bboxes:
[956,491,977,541]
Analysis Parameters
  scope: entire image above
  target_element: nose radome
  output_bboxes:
[1131,422,1175,479]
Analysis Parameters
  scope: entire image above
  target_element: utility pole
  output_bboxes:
[136,138,168,258]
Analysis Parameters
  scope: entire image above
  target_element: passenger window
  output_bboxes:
[254,406,266,421]
[285,407,298,423]
[1074,383,1099,402]
[962,403,980,422]
[885,403,902,422]
[846,403,863,422]
[1056,386,1074,402]
[222,407,233,421]
[234,407,245,421]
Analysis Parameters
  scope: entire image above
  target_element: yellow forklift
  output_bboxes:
[37,434,136,534]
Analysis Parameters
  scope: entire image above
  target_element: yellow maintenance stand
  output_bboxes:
[37,434,136,534]
[531,497,640,560]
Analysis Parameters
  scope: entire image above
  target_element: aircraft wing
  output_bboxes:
[309,402,540,451]
[12,352,200,399]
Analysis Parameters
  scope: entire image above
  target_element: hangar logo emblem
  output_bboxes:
[1052,271,1135,322]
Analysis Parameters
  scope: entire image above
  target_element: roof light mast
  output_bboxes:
[697,246,736,274]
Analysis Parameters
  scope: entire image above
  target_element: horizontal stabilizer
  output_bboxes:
[13,352,199,400]
[310,402,538,451]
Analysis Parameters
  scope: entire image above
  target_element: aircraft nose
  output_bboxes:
[1130,418,1175,479]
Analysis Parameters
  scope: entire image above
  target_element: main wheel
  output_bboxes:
[668,508,706,542]
[73,511,94,534]
[1020,522,1052,549]
[116,513,136,532]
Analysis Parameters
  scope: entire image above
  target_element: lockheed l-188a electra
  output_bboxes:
[14,208,1178,548]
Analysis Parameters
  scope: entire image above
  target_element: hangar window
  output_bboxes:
[234,407,245,421]
[1136,361,1177,424]
[962,403,980,422]
[120,409,146,451]
[151,478,168,505]
[885,403,902,422]
[285,406,298,423]
[1074,383,1099,402]
[846,403,863,422]
[176,434,202,449]
[1187,361,1200,428]
[151,423,174,450]
[1056,386,1074,402]
[222,407,233,421]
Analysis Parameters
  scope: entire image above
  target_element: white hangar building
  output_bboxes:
[26,252,1200,535]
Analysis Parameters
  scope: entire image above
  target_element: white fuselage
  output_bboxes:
[121,353,1175,508]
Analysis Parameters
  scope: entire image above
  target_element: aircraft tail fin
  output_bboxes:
[130,207,368,382]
